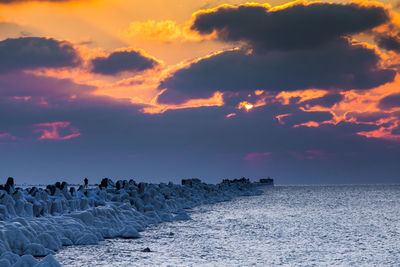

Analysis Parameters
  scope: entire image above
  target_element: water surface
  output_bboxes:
[56,185,400,266]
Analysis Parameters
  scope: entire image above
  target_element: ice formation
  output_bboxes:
[0,177,263,266]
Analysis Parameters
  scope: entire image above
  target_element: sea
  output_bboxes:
[55,185,400,266]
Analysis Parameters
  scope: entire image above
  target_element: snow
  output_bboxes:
[0,178,263,265]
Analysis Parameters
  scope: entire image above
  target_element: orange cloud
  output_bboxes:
[279,75,400,141]
[34,121,80,140]
[124,20,212,42]
[276,89,328,105]
[237,101,254,111]
[357,116,400,141]
[225,113,236,118]
[275,113,291,125]
[293,121,320,128]
[142,91,224,114]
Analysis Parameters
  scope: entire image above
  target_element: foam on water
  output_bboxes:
[56,185,400,266]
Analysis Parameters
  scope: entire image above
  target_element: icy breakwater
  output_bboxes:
[0,178,262,266]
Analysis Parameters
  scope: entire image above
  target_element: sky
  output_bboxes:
[0,0,400,184]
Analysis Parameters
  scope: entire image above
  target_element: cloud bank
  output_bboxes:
[158,1,395,104]
[90,49,160,75]
[0,37,80,73]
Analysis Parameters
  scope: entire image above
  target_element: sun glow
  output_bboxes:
[238,101,254,111]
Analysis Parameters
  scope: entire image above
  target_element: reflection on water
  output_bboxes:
[56,185,400,266]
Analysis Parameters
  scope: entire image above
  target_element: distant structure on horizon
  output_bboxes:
[259,177,274,186]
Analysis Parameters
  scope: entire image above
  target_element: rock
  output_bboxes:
[173,211,192,221]
[120,227,141,239]
[13,254,38,267]
[0,259,11,267]
[74,233,99,245]
[23,243,53,257]
[141,247,151,252]
[0,252,19,265]
[35,255,61,267]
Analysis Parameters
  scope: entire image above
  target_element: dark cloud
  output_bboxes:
[374,33,400,52]
[192,2,390,51]
[158,39,395,104]
[345,111,392,123]
[302,93,344,108]
[90,49,159,75]
[378,93,400,110]
[0,72,94,105]
[0,37,80,72]
[1,82,399,184]
[0,71,399,184]
[392,125,400,135]
[276,110,333,127]
[158,2,394,104]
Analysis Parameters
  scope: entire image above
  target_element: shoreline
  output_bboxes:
[0,178,265,266]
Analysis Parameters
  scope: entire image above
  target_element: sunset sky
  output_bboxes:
[1,0,400,184]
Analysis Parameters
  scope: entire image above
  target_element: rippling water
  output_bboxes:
[55,185,400,266]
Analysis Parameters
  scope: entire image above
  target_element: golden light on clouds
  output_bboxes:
[280,75,400,140]
[123,20,210,42]
[142,91,224,114]
[238,101,254,111]
[276,113,291,125]
[276,89,328,105]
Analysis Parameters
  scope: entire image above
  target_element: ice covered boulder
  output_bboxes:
[23,243,53,257]
[13,254,38,267]
[0,177,262,264]
[35,255,61,267]
[0,204,9,220]
[0,252,19,265]
[157,211,173,222]
[120,226,140,239]
[1,223,31,255]
[66,211,94,225]
[0,258,11,267]
[144,211,161,224]
[74,233,99,245]
[173,211,192,221]
[36,233,61,251]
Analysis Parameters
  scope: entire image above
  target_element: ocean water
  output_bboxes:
[55,185,400,266]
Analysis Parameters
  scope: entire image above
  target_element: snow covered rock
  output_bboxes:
[0,177,262,266]
[173,211,192,221]
[23,244,53,257]
[120,226,141,239]
[35,255,61,267]
[13,254,38,267]
[74,233,99,245]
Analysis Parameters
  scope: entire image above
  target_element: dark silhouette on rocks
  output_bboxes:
[222,177,250,185]
[60,181,67,190]
[69,187,75,196]
[46,185,56,196]
[5,177,14,194]
[116,180,121,191]
[259,177,274,185]
[181,178,202,187]
[99,178,109,190]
